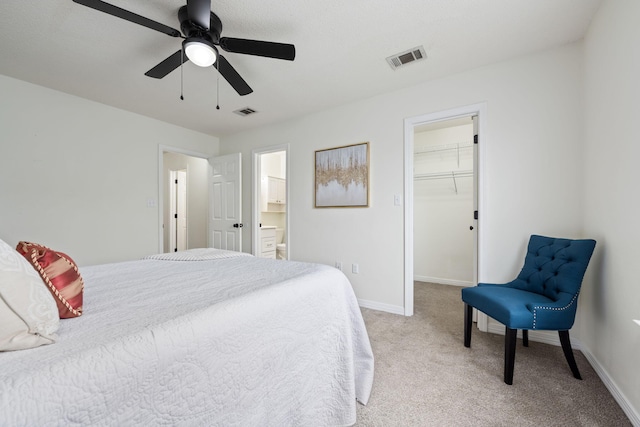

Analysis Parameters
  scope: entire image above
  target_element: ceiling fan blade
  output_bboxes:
[216,55,253,96]
[145,50,189,79]
[187,0,211,30]
[72,0,181,37]
[219,38,295,61]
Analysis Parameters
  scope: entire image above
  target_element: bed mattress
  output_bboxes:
[0,250,374,426]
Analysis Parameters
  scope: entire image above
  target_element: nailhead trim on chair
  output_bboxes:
[532,291,580,329]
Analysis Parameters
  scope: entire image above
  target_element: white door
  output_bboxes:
[209,153,242,251]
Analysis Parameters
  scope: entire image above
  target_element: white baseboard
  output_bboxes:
[577,344,640,426]
[485,324,639,425]
[414,276,472,287]
[358,299,405,315]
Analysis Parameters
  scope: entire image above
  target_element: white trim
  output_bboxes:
[358,299,405,315]
[414,276,473,287]
[482,324,640,425]
[251,144,290,258]
[404,103,487,318]
[157,145,210,254]
[579,345,640,425]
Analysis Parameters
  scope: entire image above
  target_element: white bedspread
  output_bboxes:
[0,251,374,426]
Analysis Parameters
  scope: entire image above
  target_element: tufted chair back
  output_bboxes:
[510,235,596,302]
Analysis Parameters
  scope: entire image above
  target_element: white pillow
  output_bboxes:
[0,238,59,351]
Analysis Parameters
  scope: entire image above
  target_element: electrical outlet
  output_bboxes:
[335,261,342,271]
[352,263,359,274]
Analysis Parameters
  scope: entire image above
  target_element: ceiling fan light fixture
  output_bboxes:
[183,38,217,67]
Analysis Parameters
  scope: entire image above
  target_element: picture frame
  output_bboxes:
[315,142,369,208]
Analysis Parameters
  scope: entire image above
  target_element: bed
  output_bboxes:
[0,248,374,426]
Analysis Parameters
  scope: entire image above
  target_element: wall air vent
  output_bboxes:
[386,46,427,70]
[233,107,258,117]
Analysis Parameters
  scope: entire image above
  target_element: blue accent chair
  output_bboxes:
[461,235,596,385]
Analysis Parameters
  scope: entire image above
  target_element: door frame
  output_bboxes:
[168,169,188,252]
[251,144,290,257]
[403,103,486,329]
[158,145,210,254]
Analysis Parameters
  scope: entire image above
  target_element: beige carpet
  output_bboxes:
[355,282,631,426]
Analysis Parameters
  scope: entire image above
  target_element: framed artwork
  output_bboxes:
[315,142,369,208]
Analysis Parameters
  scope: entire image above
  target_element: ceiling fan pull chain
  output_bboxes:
[216,60,220,110]
[180,49,184,101]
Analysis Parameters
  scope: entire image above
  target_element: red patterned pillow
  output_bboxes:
[16,242,84,318]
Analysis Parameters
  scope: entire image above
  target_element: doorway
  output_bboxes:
[160,148,210,253]
[413,118,474,286]
[404,103,485,321]
[168,169,188,252]
[252,145,289,260]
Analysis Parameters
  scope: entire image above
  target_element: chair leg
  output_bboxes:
[504,327,517,385]
[559,330,582,380]
[522,330,529,347]
[464,303,473,347]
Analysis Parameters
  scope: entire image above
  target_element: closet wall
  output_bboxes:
[413,122,474,286]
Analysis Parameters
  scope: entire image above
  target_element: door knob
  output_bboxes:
[469,226,474,230]
[233,223,244,228]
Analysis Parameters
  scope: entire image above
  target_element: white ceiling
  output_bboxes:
[0,0,602,137]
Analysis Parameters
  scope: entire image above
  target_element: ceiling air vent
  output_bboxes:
[386,46,427,70]
[233,107,258,117]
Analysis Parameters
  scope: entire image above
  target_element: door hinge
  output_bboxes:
[474,210,478,220]
[175,179,178,184]
[174,214,178,219]
[474,134,478,144]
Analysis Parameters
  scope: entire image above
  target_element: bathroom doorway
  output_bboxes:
[252,145,289,260]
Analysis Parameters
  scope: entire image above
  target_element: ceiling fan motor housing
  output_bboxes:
[178,6,222,43]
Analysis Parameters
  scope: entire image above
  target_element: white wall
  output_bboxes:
[221,42,585,311]
[0,75,219,266]
[162,152,210,252]
[580,0,640,420]
[414,124,474,285]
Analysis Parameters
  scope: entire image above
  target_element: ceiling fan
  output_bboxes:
[72,0,296,96]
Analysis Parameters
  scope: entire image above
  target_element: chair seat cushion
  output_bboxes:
[462,284,553,329]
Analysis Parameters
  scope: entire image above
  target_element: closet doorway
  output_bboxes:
[252,144,290,260]
[404,103,485,318]
[413,118,474,286]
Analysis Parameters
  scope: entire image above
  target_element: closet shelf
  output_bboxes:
[414,141,473,155]
[414,142,473,169]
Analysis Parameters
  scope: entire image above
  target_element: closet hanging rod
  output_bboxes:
[413,170,473,181]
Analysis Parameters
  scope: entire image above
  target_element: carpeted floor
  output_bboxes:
[355,281,631,426]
